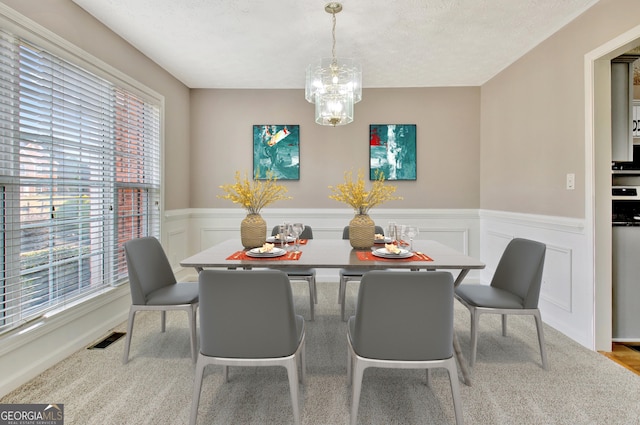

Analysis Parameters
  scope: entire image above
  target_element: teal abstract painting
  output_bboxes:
[369,124,417,180]
[253,125,300,180]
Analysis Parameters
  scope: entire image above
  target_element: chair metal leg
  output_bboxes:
[452,334,472,386]
[299,339,306,383]
[444,358,465,425]
[285,358,301,425]
[457,292,548,372]
[124,304,197,364]
[308,278,315,321]
[191,343,304,425]
[122,307,136,364]
[348,330,463,424]
[288,277,315,321]
[350,359,366,425]
[189,355,206,425]
[341,277,359,321]
[338,278,346,304]
[313,277,318,304]
[533,310,549,370]
[469,308,480,367]
[305,277,316,304]
[347,343,353,386]
[341,293,347,322]
[189,304,198,363]
[340,276,363,321]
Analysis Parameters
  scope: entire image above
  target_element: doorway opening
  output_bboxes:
[588,25,640,351]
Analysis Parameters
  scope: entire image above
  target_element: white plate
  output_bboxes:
[246,247,287,257]
[371,247,413,259]
[373,237,393,244]
[266,236,296,243]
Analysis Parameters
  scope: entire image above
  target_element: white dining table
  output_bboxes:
[180,238,485,385]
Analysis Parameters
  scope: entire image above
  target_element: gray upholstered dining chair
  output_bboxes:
[454,237,548,369]
[338,225,385,321]
[271,224,316,320]
[347,270,463,425]
[190,269,306,425]
[122,236,199,364]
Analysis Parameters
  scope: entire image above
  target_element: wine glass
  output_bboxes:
[282,222,290,247]
[387,221,397,243]
[289,225,299,251]
[397,224,407,245]
[286,223,297,250]
[277,224,286,247]
[405,226,419,251]
[292,222,304,251]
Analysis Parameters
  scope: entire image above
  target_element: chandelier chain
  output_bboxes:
[331,11,337,67]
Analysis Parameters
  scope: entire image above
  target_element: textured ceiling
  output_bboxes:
[71,0,599,89]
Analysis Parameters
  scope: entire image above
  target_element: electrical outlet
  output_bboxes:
[566,173,575,190]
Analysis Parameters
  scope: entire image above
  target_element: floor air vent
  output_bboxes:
[88,331,126,349]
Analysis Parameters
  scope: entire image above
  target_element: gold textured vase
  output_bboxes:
[349,214,375,249]
[240,213,267,248]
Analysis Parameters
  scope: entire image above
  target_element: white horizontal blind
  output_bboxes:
[113,88,161,280]
[0,29,160,333]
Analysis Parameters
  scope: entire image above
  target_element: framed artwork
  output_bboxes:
[253,124,300,180]
[369,124,417,180]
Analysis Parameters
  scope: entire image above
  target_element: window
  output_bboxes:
[0,29,161,334]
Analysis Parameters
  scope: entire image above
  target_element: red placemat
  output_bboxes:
[356,251,432,262]
[226,251,302,261]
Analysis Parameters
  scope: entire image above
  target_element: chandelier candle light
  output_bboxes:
[305,2,362,126]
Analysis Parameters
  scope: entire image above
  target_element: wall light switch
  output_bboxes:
[566,173,575,190]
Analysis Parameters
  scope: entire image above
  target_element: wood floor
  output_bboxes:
[601,343,640,375]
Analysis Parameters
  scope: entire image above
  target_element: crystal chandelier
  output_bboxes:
[305,2,362,126]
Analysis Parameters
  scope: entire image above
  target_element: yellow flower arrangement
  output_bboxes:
[218,170,292,214]
[328,169,402,214]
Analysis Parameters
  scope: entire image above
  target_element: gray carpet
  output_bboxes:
[3,281,640,425]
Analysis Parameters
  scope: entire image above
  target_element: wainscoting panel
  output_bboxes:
[540,243,573,313]
[483,231,513,280]
[200,227,238,251]
[164,209,191,268]
[480,210,591,349]
[165,229,187,268]
[419,228,469,255]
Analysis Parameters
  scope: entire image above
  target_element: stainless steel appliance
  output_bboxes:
[612,184,640,340]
